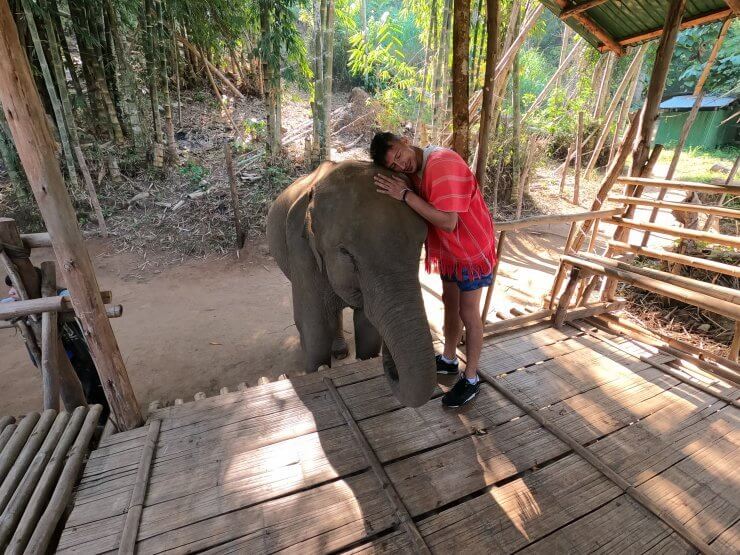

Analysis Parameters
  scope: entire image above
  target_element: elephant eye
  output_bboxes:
[338,246,358,269]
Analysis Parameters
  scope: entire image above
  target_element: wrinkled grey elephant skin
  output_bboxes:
[266,160,436,407]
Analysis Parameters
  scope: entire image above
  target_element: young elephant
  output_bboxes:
[266,160,436,407]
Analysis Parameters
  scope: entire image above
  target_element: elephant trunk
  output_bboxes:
[362,272,436,407]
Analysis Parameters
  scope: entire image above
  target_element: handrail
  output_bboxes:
[495,208,621,232]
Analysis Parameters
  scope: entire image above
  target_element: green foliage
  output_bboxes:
[666,20,740,95]
[180,160,209,187]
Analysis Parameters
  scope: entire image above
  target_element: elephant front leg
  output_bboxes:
[354,308,382,360]
[331,309,349,360]
[292,283,334,372]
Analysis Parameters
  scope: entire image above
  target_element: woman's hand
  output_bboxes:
[374,173,410,201]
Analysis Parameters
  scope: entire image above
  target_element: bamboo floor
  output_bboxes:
[57,320,740,554]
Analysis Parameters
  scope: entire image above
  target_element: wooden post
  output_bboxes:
[0,2,143,430]
[560,147,572,196]
[703,155,740,232]
[574,111,583,205]
[730,322,740,363]
[548,221,580,309]
[481,230,507,323]
[40,262,60,411]
[224,143,245,250]
[553,266,582,328]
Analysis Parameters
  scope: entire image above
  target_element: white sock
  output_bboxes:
[466,374,479,385]
[441,354,458,365]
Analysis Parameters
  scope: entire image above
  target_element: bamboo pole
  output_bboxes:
[561,254,740,319]
[553,266,582,327]
[730,322,740,363]
[593,52,614,118]
[703,155,740,231]
[0,4,142,429]
[24,405,102,555]
[0,413,40,483]
[608,63,642,166]
[578,251,740,304]
[608,240,740,278]
[0,411,70,551]
[616,175,740,195]
[611,217,740,249]
[225,143,245,250]
[324,378,432,555]
[548,221,580,310]
[574,111,583,205]
[560,146,572,196]
[495,208,621,231]
[178,36,244,98]
[522,40,583,122]
[481,230,507,323]
[40,261,60,411]
[0,425,16,453]
[5,406,87,554]
[0,409,58,513]
[0,416,14,433]
[609,195,739,218]
[118,419,161,554]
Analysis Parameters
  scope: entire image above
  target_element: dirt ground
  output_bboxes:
[0,225,576,417]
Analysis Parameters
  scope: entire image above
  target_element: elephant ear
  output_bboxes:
[286,187,323,272]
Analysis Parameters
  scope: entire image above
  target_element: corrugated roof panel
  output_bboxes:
[660,95,738,109]
[543,0,734,53]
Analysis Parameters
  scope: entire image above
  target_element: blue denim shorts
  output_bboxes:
[441,269,493,292]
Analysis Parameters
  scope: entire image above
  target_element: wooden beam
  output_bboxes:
[579,251,740,304]
[562,254,740,320]
[726,0,740,16]
[619,8,733,46]
[481,230,507,323]
[559,0,609,19]
[555,0,624,55]
[553,267,583,328]
[40,261,60,411]
[0,0,142,430]
[608,195,740,219]
[0,296,65,320]
[610,216,740,249]
[615,175,740,195]
[483,301,623,337]
[608,240,740,279]
[495,207,621,231]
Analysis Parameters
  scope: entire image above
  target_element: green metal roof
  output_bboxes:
[539,0,735,54]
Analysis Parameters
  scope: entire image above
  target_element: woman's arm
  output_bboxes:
[375,174,458,232]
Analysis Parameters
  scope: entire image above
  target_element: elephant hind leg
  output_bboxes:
[331,308,349,360]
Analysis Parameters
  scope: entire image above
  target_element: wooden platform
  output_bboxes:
[58,321,740,554]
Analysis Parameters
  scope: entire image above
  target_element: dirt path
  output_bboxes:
[1,225,580,416]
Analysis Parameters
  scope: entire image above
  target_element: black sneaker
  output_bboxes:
[436,354,459,375]
[442,376,480,407]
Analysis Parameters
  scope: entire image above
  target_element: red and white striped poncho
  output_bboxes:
[411,148,497,280]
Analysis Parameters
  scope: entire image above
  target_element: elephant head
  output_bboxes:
[306,161,436,407]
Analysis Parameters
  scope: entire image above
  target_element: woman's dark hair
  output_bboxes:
[370,132,400,167]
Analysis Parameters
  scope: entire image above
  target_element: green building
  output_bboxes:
[654,95,739,149]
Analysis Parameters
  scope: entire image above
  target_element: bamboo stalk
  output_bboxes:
[574,112,583,204]
[0,412,69,550]
[118,419,161,554]
[522,40,583,122]
[730,322,740,363]
[548,221,580,310]
[610,216,740,249]
[178,36,244,98]
[225,143,245,250]
[609,195,739,218]
[704,155,740,231]
[481,230,507,323]
[24,405,102,555]
[0,410,56,513]
[608,240,740,279]
[0,413,40,481]
[562,254,740,319]
[615,175,740,195]
[560,146,572,195]
[5,406,87,553]
[40,261,60,411]
[553,267,582,327]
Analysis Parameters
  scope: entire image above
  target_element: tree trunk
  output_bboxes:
[557,24,572,88]
[451,0,470,160]
[50,4,84,104]
[469,0,484,88]
[321,0,334,160]
[474,0,499,187]
[311,0,325,161]
[21,0,79,191]
[0,103,28,199]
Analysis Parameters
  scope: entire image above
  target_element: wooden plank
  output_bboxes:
[360,383,525,462]
[0,412,40,482]
[385,414,569,516]
[125,473,395,555]
[324,378,430,554]
[518,495,693,553]
[60,426,369,549]
[615,175,740,195]
[559,0,610,18]
[710,520,739,553]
